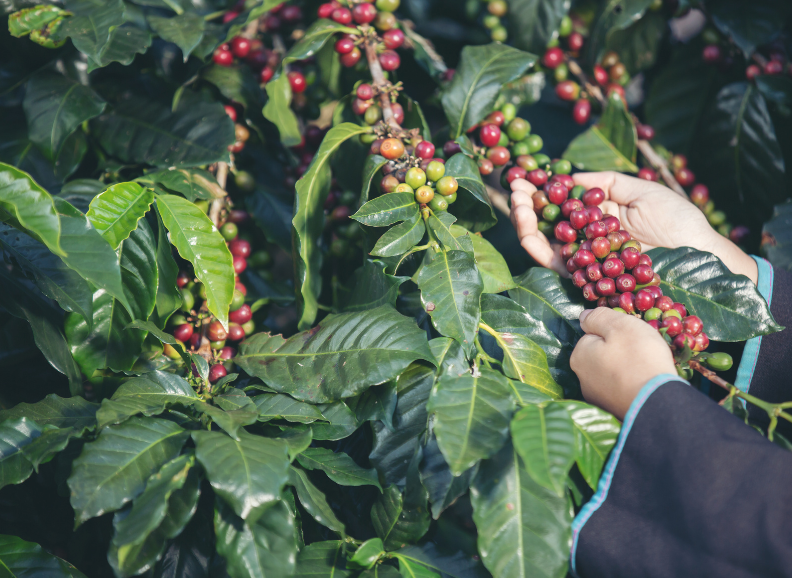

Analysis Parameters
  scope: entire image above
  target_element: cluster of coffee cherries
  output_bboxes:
[479,0,508,42]
[700,28,790,79]
[164,210,258,384]
[545,184,713,358]
[319,0,404,70]
[352,83,405,126]
[223,105,252,154]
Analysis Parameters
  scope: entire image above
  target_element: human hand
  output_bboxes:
[571,307,676,420]
[510,171,758,283]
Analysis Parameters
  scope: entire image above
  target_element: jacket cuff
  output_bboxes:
[734,256,775,393]
[569,374,689,577]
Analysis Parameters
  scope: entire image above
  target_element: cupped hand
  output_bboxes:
[571,307,676,420]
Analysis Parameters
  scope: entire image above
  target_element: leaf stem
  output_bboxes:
[393,243,431,274]
[203,10,225,21]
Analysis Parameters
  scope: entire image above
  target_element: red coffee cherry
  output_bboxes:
[603,257,625,279]
[570,209,588,230]
[636,124,655,141]
[702,44,722,64]
[619,291,636,313]
[213,48,234,66]
[219,346,236,360]
[620,247,641,269]
[585,206,603,223]
[674,167,695,187]
[638,254,653,267]
[485,111,505,126]
[288,71,307,93]
[233,255,247,274]
[555,80,580,101]
[582,187,605,206]
[662,316,683,337]
[637,167,657,181]
[352,2,377,23]
[542,47,564,69]
[506,166,528,184]
[591,237,611,259]
[173,323,193,342]
[566,258,579,274]
[526,168,547,186]
[690,184,709,206]
[585,221,608,240]
[479,124,501,147]
[567,32,584,52]
[746,64,761,80]
[596,277,616,296]
[633,265,654,284]
[655,296,673,311]
[551,174,575,190]
[693,332,709,352]
[582,282,599,301]
[340,47,362,67]
[554,221,578,244]
[231,37,251,58]
[177,271,190,288]
[635,288,655,311]
[318,3,336,18]
[383,29,405,49]
[415,141,435,159]
[227,323,246,342]
[545,182,568,205]
[602,215,621,233]
[331,6,352,24]
[228,239,251,258]
[487,146,511,166]
[561,242,579,261]
[673,333,697,351]
[561,199,584,218]
[593,65,609,86]
[229,304,252,324]
[615,273,636,293]
[573,249,596,268]
[671,302,687,317]
[572,98,591,125]
[682,315,703,336]
[379,50,401,71]
[209,364,227,384]
[572,269,587,288]
[586,262,603,283]
[208,321,227,342]
[335,37,355,54]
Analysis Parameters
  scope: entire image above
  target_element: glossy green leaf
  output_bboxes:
[419,436,478,519]
[339,259,409,313]
[509,268,584,343]
[8,6,67,37]
[598,92,636,163]
[59,0,126,62]
[235,305,434,403]
[282,19,357,66]
[372,214,426,258]
[0,161,63,256]
[214,499,296,578]
[511,404,576,496]
[85,25,152,72]
[192,429,290,523]
[245,187,292,251]
[348,538,385,570]
[428,213,473,254]
[0,222,92,324]
[762,200,792,271]
[68,417,189,525]
[0,394,98,430]
[428,367,514,475]
[353,192,419,228]
[371,485,430,551]
[92,95,234,167]
[469,232,514,293]
[390,543,488,578]
[361,155,389,204]
[480,293,573,397]
[262,74,301,147]
[312,401,361,441]
[294,541,354,578]
[289,465,346,535]
[691,82,787,223]
[96,371,198,427]
[441,43,536,138]
[356,381,398,430]
[560,401,620,490]
[585,0,653,68]
[87,182,154,249]
[0,418,42,490]
[272,427,313,461]
[23,70,105,161]
[296,447,382,490]
[157,193,234,328]
[0,534,87,578]
[444,153,496,233]
[253,393,325,424]
[22,426,88,471]
[293,122,371,329]
[396,556,440,578]
[508,0,570,55]
[148,12,204,61]
[709,0,791,58]
[154,208,181,322]
[403,26,447,81]
[471,443,572,578]
[139,168,224,203]
[417,250,483,351]
[605,10,665,74]
[648,246,783,341]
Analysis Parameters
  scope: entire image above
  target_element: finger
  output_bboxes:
[511,202,538,241]
[573,171,648,206]
[510,178,537,196]
[569,333,605,375]
[578,307,640,340]
[519,230,560,271]
[510,189,534,211]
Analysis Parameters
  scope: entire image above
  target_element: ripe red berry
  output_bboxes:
[693,332,709,352]
[585,206,603,223]
[637,167,657,181]
[235,281,247,295]
[477,158,494,175]
[615,273,636,293]
[173,323,193,342]
[526,168,547,186]
[479,124,501,147]
[209,364,227,384]
[573,249,596,268]
[582,282,598,301]
[572,98,592,125]
[486,111,505,126]
[637,254,652,268]
[765,60,784,75]
[636,124,655,141]
[379,50,400,71]
[635,289,655,312]
[224,105,237,122]
[213,49,234,66]
[702,44,722,64]
[579,240,592,252]
[554,221,578,244]
[646,319,660,330]
[260,67,274,83]
[572,269,587,288]
[177,271,190,288]
[561,242,579,261]
[654,296,672,311]
[228,239,251,258]
[232,255,247,274]
[662,316,683,337]
[487,146,510,166]
[620,247,640,269]
[690,184,709,206]
[596,277,616,296]
[645,286,663,300]
[591,237,611,259]
[607,294,621,308]
[340,47,361,67]
[383,29,405,49]
[506,166,528,184]
[584,262,602,283]
[618,229,631,242]
[674,167,695,187]
[585,221,608,240]
[619,291,636,313]
[335,37,355,54]
[352,97,371,115]
[633,265,654,284]
[606,231,623,251]
[318,2,336,18]
[281,5,302,22]
[682,315,703,336]
[227,323,245,341]
[582,187,605,206]
[602,257,625,279]
[551,174,575,190]
[356,83,374,101]
[545,182,568,205]
[594,65,609,86]
[561,199,583,218]
[208,321,227,342]
[673,333,697,351]
[601,215,620,233]
[231,37,251,58]
[569,210,588,230]
[332,7,352,23]
[566,258,579,274]
[555,80,580,101]
[568,32,584,52]
[229,304,252,324]
[288,71,307,93]
[219,346,236,360]
[353,2,377,23]
[746,64,761,80]
[542,47,564,69]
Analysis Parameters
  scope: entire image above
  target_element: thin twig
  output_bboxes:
[364,39,400,130]
[209,161,229,227]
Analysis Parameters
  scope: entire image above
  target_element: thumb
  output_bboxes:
[579,307,638,340]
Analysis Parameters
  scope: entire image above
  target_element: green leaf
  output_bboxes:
[235,305,435,403]
[0,394,98,429]
[441,43,536,138]
[444,153,496,233]
[0,222,92,324]
[339,259,409,313]
[8,6,66,37]
[356,382,398,430]
[402,26,447,81]
[289,465,346,535]
[510,403,576,496]
[22,426,87,471]
[372,214,426,258]
[598,92,637,164]
[427,213,473,254]
[647,246,783,341]
[312,401,360,441]
[371,485,430,551]
[253,393,326,424]
[294,541,354,578]
[353,192,419,227]
[245,188,292,251]
[293,122,371,330]
[148,12,204,61]
[296,447,382,490]
[508,0,570,55]
[68,417,189,525]
[65,218,157,375]
[0,417,42,490]
[691,82,787,224]
[192,429,290,523]
[605,10,665,74]
[282,19,357,66]
[0,161,63,256]
[262,74,301,148]
[96,371,198,427]
[709,0,791,59]
[271,427,313,461]
[560,401,620,491]
[585,0,654,68]
[154,208,181,322]
[762,200,792,271]
[562,105,639,172]
[401,96,431,142]
[139,168,224,203]
[23,70,105,161]
[389,543,488,578]
[480,293,573,397]
[428,367,514,475]
[348,538,385,570]
[0,534,87,578]
[468,233,514,293]
[361,154,389,204]
[87,182,154,249]
[92,95,234,168]
[396,556,440,578]
[214,499,297,578]
[59,0,126,62]
[156,194,234,328]
[85,25,152,72]
[470,444,572,578]
[416,250,483,351]
[419,436,478,519]
[109,458,200,578]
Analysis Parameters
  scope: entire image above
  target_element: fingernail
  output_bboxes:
[579,309,591,322]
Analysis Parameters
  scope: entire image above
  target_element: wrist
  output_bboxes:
[700,231,758,285]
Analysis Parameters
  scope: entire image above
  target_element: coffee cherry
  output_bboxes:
[260,67,274,83]
[532,191,549,213]
[415,141,435,160]
[487,146,510,166]
[671,302,687,318]
[561,242,579,261]
[229,304,252,324]
[525,134,544,153]
[356,83,374,101]
[332,6,352,23]
[380,138,405,160]
[219,346,236,361]
[573,249,596,268]
[542,47,564,69]
[213,44,233,66]
[682,315,703,336]
[208,321,228,342]
[672,333,696,352]
[635,288,655,311]
[480,124,501,147]
[485,111,505,126]
[173,323,194,343]
[649,296,670,312]
[353,2,377,23]
[662,316,683,337]
[543,204,560,222]
[587,206,603,222]
[544,182,568,205]
[335,37,355,54]
[231,37,251,58]
[228,239,251,258]
[702,44,722,64]
[318,2,336,18]
[379,50,400,71]
[620,247,640,269]
[581,282,598,301]
[585,221,608,240]
[693,332,710,352]
[581,187,605,206]
[404,167,426,189]
[636,124,655,141]
[394,183,413,194]
[590,237,610,259]
[596,278,616,296]
[596,297,609,307]
[506,118,530,142]
[525,169,547,187]
[383,29,405,49]
[619,291,636,313]
[177,271,191,288]
[572,98,592,125]
[236,281,248,295]
[340,47,361,67]
[374,11,396,30]
[380,174,399,193]
[560,199,583,218]
[220,222,238,241]
[512,156,535,173]
[605,231,622,251]
[563,209,584,231]
[674,167,695,186]
[281,5,302,21]
[606,294,621,308]
[586,262,603,282]
[505,166,528,184]
[593,65,609,85]
[428,196,448,212]
[555,221,577,243]
[572,269,587,288]
[746,64,761,80]
[690,184,709,206]
[415,186,434,204]
[555,80,580,101]
[226,323,245,342]
[730,225,750,244]
[436,176,458,196]
[209,364,227,384]
[602,257,625,279]
[288,71,307,93]
[632,265,654,284]
[230,289,245,312]
[563,257,577,274]
[637,167,657,181]
[598,216,618,234]
[377,0,400,10]
[568,31,584,52]
[644,307,662,321]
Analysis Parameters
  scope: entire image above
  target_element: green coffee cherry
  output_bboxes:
[511,141,531,156]
[554,63,569,82]
[198,283,207,300]
[491,26,507,42]
[230,289,245,311]
[708,210,727,226]
[506,118,530,142]
[558,15,572,36]
[179,288,195,312]
[444,192,457,204]
[330,238,350,258]
[428,196,448,212]
[211,340,226,350]
[170,314,188,326]
[234,171,255,193]
[542,204,560,222]
[376,0,400,11]
[538,220,554,236]
[551,159,572,175]
[533,153,551,167]
[242,320,256,335]
[426,161,445,182]
[526,134,543,153]
[405,167,427,189]
[220,222,238,241]
[364,105,382,125]
[248,250,272,269]
[194,200,210,213]
[483,14,500,29]
[705,352,733,372]
[570,185,586,199]
[501,103,517,122]
[360,133,378,145]
[497,131,510,147]
[644,307,662,321]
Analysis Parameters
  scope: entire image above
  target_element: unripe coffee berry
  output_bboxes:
[644,307,662,321]
[506,118,530,141]
[591,237,611,259]
[543,204,560,222]
[555,80,580,101]
[607,231,624,251]
[586,262,603,282]
[428,196,448,212]
[516,155,539,171]
[426,161,445,182]
[405,167,427,189]
[436,176,458,196]
[415,186,434,204]
[603,257,625,279]
[532,191,549,212]
[380,138,405,160]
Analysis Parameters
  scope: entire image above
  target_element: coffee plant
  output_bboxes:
[0,0,789,577]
